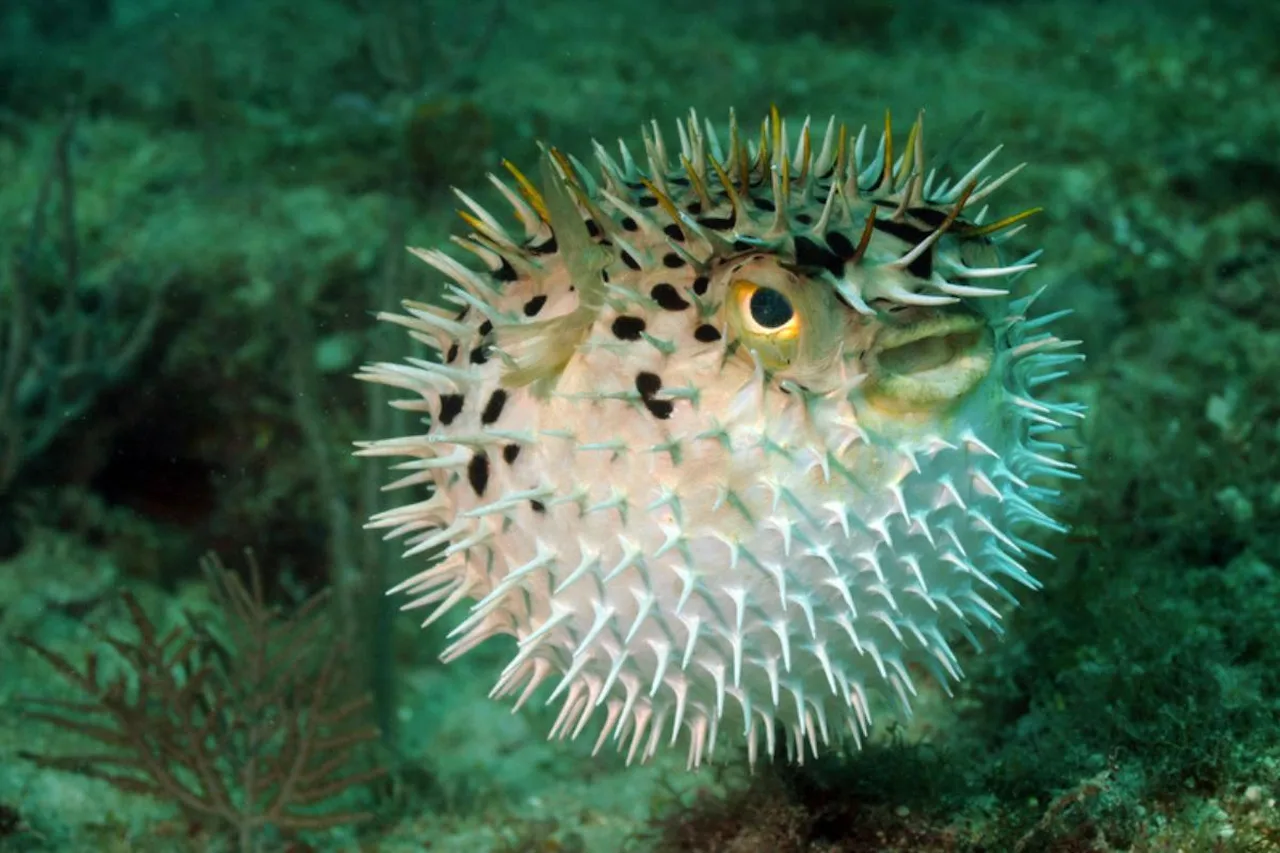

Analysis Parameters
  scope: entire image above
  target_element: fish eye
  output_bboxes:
[736,281,800,340]
[749,287,794,329]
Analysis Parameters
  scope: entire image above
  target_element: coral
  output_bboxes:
[16,551,386,853]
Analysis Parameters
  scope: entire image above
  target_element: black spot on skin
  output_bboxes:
[906,253,933,280]
[908,207,950,228]
[694,324,722,342]
[635,371,674,420]
[601,270,610,282]
[692,275,709,295]
[651,283,690,311]
[470,346,489,365]
[479,320,493,336]
[455,306,470,321]
[872,219,933,248]
[467,451,489,496]
[635,372,662,397]
[495,258,518,282]
[697,215,735,230]
[662,224,685,242]
[446,343,459,363]
[622,252,641,271]
[661,252,686,268]
[750,196,776,212]
[530,237,557,255]
[523,295,547,317]
[794,235,844,276]
[731,239,754,252]
[530,499,546,513]
[621,216,638,231]
[638,196,659,208]
[481,389,508,425]
[644,397,674,420]
[439,394,464,425]
[686,201,703,214]
[795,212,813,225]
[585,219,601,238]
[825,230,855,258]
[611,315,646,341]
[503,443,521,464]
[872,220,935,278]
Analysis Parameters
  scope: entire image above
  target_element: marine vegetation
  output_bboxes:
[16,552,386,853]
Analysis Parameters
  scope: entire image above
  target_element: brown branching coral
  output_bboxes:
[17,551,386,852]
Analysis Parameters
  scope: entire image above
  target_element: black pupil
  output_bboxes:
[748,287,794,329]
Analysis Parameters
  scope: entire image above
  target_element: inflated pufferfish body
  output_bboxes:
[357,108,1083,768]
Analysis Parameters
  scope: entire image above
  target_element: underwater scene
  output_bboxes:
[1,0,1279,850]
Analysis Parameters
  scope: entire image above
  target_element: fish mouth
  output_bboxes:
[866,312,993,410]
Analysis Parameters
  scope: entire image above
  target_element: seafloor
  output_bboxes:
[1,0,1279,850]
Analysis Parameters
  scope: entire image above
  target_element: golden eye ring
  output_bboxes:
[735,281,801,341]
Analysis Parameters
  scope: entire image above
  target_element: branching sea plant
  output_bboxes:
[17,551,386,852]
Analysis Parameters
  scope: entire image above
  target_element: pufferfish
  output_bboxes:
[356,108,1083,769]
